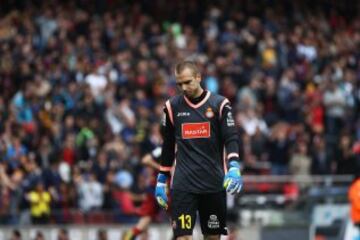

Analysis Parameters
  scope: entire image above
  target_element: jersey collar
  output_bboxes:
[183,91,211,109]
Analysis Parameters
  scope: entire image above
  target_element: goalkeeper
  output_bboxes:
[155,60,242,240]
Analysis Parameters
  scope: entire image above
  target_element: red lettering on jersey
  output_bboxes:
[181,122,210,139]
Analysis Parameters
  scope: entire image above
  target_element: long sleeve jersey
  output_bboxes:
[159,90,240,193]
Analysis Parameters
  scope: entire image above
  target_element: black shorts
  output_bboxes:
[170,189,228,238]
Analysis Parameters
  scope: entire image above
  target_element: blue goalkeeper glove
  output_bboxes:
[223,161,242,194]
[155,173,169,210]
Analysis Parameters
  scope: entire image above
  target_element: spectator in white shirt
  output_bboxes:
[77,173,103,212]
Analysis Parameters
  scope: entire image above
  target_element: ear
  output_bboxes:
[195,74,201,82]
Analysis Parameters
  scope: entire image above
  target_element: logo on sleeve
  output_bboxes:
[226,112,235,126]
[181,122,210,139]
[161,113,166,126]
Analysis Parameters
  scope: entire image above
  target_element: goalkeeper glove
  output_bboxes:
[223,161,242,194]
[155,173,169,210]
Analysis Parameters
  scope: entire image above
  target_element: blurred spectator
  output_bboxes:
[77,173,103,212]
[57,229,70,240]
[112,170,138,216]
[26,182,51,224]
[336,134,357,175]
[237,108,268,137]
[9,229,22,240]
[304,87,324,134]
[267,124,291,175]
[5,137,27,170]
[33,231,45,240]
[289,141,311,188]
[323,80,346,142]
[277,68,302,123]
[97,229,108,240]
[0,166,24,224]
[311,135,334,175]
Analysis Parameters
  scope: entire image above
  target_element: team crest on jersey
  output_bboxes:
[205,107,214,118]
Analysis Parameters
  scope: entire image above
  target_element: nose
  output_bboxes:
[181,85,187,92]
[178,83,186,92]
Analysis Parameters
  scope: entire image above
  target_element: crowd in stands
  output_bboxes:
[0,0,359,225]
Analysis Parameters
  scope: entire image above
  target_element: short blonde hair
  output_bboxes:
[175,60,200,77]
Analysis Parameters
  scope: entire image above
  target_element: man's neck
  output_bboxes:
[188,89,207,104]
[192,88,204,98]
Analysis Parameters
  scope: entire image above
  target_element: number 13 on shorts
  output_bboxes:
[178,214,192,229]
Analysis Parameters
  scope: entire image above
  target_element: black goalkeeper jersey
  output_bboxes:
[159,91,239,193]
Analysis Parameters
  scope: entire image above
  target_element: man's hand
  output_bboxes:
[155,173,169,210]
[223,161,242,194]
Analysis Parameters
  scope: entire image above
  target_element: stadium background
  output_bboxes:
[0,0,359,239]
